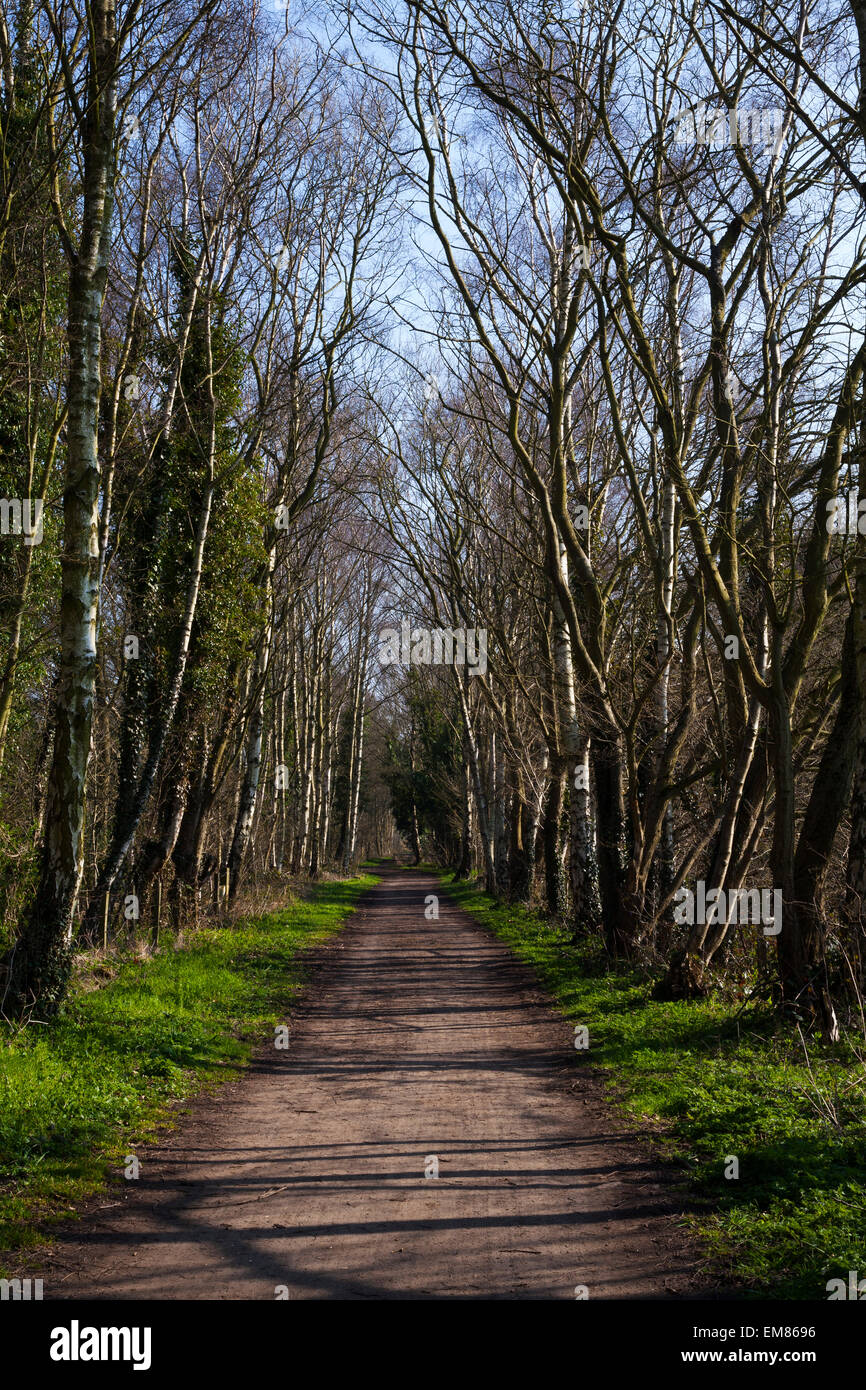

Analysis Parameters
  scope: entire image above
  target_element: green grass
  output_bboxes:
[437,871,866,1300]
[0,873,377,1259]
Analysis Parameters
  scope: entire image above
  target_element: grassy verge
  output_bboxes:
[437,870,866,1300]
[0,873,377,1259]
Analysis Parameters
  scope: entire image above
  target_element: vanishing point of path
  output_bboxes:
[46,868,708,1300]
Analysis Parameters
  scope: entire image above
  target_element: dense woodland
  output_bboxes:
[0,0,864,1046]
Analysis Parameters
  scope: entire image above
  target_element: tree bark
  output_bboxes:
[4,1,116,1016]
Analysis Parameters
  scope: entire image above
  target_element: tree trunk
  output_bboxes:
[4,3,116,1016]
[228,556,275,894]
[542,767,565,915]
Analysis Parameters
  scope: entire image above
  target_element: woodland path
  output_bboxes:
[45,868,708,1300]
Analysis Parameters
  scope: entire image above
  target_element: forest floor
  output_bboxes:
[29,866,716,1300]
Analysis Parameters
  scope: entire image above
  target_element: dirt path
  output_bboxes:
[45,869,709,1300]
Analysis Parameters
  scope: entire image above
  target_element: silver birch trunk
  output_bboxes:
[228,553,275,893]
[5,3,116,1014]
